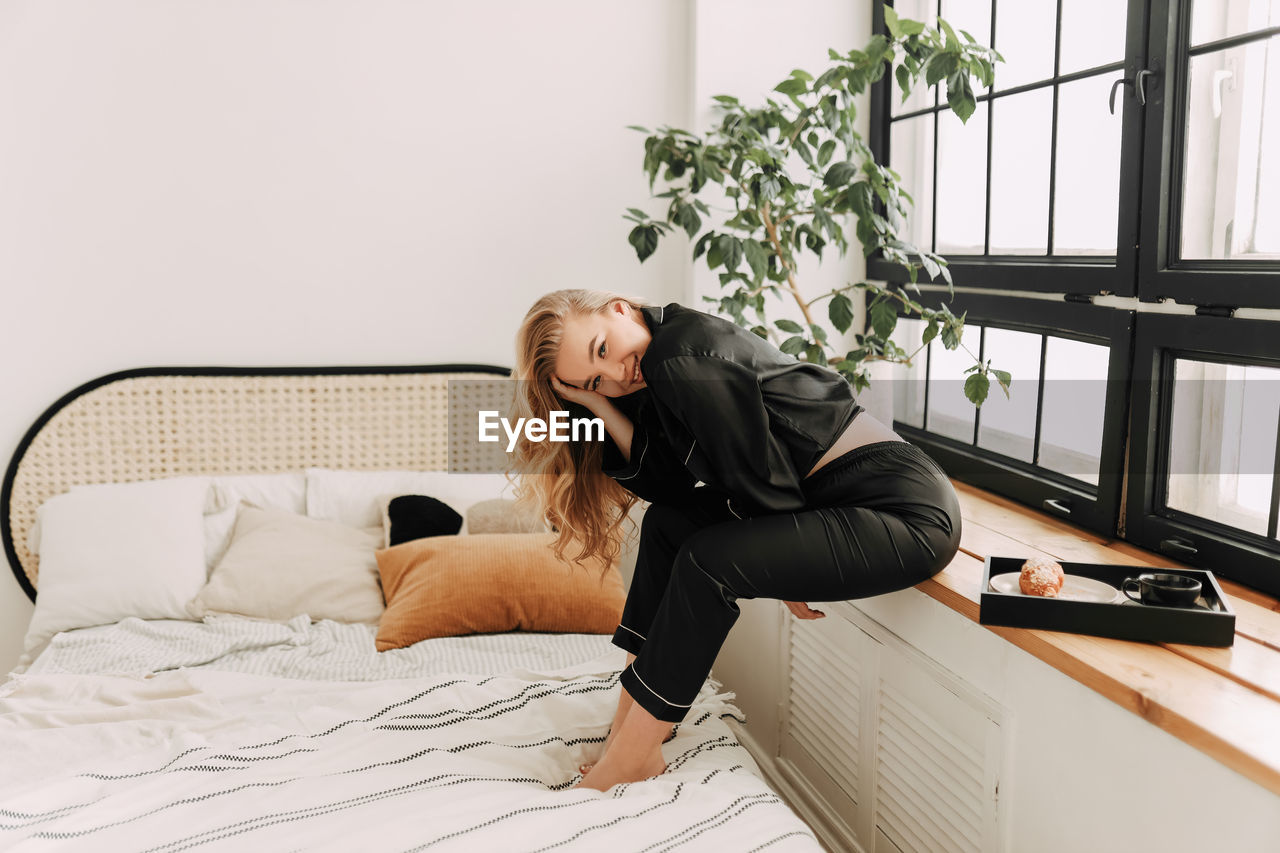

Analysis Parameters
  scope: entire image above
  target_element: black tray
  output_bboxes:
[979,556,1236,647]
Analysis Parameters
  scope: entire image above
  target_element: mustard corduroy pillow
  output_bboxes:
[374,532,624,651]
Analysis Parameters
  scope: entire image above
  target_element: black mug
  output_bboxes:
[1121,572,1202,607]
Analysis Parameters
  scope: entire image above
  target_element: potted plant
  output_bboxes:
[625,8,1009,407]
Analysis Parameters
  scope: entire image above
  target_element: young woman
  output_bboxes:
[512,289,961,792]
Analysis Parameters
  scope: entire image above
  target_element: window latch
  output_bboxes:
[1108,68,1159,114]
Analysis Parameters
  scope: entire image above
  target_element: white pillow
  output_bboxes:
[204,472,307,568]
[26,472,308,573]
[188,505,384,624]
[23,476,210,660]
[305,469,512,534]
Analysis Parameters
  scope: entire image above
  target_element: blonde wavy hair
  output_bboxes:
[511,289,647,570]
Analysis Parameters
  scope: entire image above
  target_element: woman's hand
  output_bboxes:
[784,601,826,620]
[550,376,608,414]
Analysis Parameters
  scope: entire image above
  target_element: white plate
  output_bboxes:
[988,572,1122,604]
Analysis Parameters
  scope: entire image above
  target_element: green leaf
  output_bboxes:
[823,161,859,188]
[711,94,740,105]
[743,239,769,280]
[706,239,723,269]
[899,17,925,36]
[626,207,649,221]
[946,72,975,123]
[775,318,804,334]
[895,63,912,102]
[941,322,960,349]
[774,77,808,97]
[675,203,702,239]
[829,293,855,333]
[808,324,829,344]
[869,299,898,339]
[922,320,939,345]
[817,139,838,168]
[625,125,650,133]
[805,344,826,365]
[992,369,1013,397]
[628,225,659,262]
[780,335,807,356]
[759,174,782,202]
[883,5,903,39]
[692,231,714,260]
[717,234,744,272]
[964,372,990,407]
[750,325,769,339]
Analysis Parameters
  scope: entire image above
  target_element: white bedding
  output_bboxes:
[0,620,822,851]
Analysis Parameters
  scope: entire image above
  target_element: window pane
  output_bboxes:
[939,0,992,80]
[891,0,940,117]
[890,115,936,252]
[926,325,983,443]
[1039,336,1108,486]
[976,327,1041,462]
[1179,36,1280,260]
[989,89,1052,254]
[890,317,927,428]
[1167,359,1279,537]
[993,0,1056,91]
[935,102,988,254]
[1059,0,1127,75]
[1053,74,1121,254]
[1191,0,1280,48]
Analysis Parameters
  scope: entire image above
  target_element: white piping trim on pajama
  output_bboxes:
[613,431,648,481]
[617,624,646,641]
[626,664,694,708]
[726,498,743,520]
[683,440,696,466]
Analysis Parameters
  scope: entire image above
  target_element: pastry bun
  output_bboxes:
[1020,556,1065,597]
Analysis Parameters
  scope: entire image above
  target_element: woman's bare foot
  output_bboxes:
[572,691,673,791]
[574,747,667,791]
[577,726,676,776]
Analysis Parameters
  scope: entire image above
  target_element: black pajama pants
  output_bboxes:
[612,440,963,723]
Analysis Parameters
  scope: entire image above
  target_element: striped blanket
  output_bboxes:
[0,621,821,852]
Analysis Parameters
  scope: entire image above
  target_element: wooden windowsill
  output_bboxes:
[917,480,1280,797]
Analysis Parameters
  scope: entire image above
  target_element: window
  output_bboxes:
[870,0,1280,595]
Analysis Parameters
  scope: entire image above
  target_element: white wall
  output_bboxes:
[0,0,694,673]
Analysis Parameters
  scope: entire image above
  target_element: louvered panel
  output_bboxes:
[874,651,994,853]
[882,684,984,776]
[789,691,859,766]
[877,773,980,853]
[786,616,862,802]
[792,655,861,728]
[879,703,984,811]
[878,746,982,847]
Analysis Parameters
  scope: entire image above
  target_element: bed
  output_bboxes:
[0,366,822,852]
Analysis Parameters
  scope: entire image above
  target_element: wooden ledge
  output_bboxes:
[916,480,1280,797]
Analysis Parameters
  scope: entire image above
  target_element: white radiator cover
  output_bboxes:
[779,603,1008,853]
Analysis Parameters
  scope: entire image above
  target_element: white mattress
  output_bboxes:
[0,619,823,852]
[18,615,619,682]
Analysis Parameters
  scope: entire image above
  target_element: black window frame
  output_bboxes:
[1139,3,1280,309]
[1126,313,1280,595]
[869,0,1280,597]
[867,0,1150,298]
[891,290,1132,536]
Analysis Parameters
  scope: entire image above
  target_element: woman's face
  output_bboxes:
[554,300,651,397]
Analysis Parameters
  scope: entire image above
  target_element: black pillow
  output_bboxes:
[386,495,463,546]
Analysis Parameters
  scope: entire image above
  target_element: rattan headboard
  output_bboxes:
[1,365,513,601]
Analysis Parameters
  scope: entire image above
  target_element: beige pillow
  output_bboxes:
[189,505,384,624]
[465,498,546,535]
[374,533,623,651]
